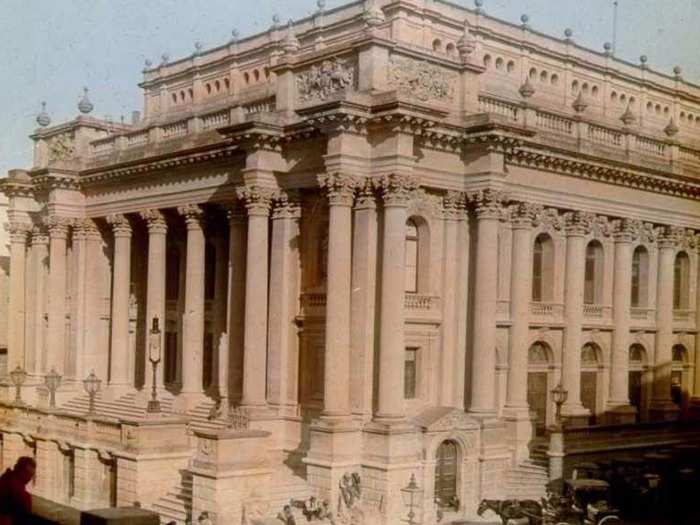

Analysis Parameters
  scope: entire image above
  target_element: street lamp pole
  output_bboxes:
[401,473,421,525]
[83,370,102,417]
[9,366,27,407]
[147,317,162,414]
[548,383,569,481]
[44,368,62,409]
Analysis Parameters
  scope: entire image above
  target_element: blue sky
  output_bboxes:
[1,0,698,177]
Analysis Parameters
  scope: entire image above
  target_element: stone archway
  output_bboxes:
[434,440,459,511]
[581,343,602,424]
[527,342,552,435]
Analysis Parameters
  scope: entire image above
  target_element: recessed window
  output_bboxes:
[631,246,649,308]
[540,70,548,82]
[244,72,250,85]
[206,83,212,95]
[529,67,537,80]
[171,93,177,104]
[507,60,515,73]
[532,233,554,302]
[581,82,589,94]
[483,54,492,67]
[405,219,419,293]
[404,347,418,399]
[591,85,599,97]
[495,57,504,70]
[253,69,260,82]
[674,252,690,309]
[446,43,456,57]
[214,80,221,92]
[179,90,185,102]
[584,241,604,305]
[432,39,443,52]
[611,91,618,102]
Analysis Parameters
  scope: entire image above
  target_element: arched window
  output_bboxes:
[532,234,554,302]
[584,241,604,305]
[317,221,329,286]
[631,246,649,307]
[445,43,456,57]
[432,39,442,53]
[673,252,690,309]
[405,219,419,293]
[671,344,687,407]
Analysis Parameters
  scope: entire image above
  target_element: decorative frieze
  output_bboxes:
[375,173,419,206]
[106,214,133,236]
[296,58,357,104]
[140,209,167,234]
[319,173,357,207]
[236,185,274,216]
[47,132,76,162]
[387,56,457,103]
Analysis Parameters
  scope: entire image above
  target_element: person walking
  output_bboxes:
[0,457,36,525]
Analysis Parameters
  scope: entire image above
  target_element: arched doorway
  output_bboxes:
[434,440,458,510]
[527,342,552,435]
[581,343,601,425]
[628,344,647,422]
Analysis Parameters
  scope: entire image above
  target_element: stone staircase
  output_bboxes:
[503,456,549,501]
[59,391,175,420]
[268,459,313,514]
[150,470,193,525]
[186,398,231,433]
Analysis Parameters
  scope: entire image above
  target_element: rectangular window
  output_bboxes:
[404,348,418,399]
[673,258,683,309]
[405,238,418,293]
[532,250,543,302]
[311,345,325,401]
[584,256,596,304]
[631,257,640,307]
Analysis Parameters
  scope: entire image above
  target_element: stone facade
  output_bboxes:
[1,1,700,524]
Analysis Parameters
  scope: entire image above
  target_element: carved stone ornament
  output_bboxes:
[442,191,467,220]
[414,406,480,433]
[468,188,507,220]
[375,173,419,206]
[30,226,49,245]
[297,58,357,104]
[6,221,32,243]
[140,209,167,233]
[510,202,542,228]
[177,204,205,229]
[43,215,73,238]
[47,132,76,162]
[564,210,594,236]
[591,214,613,238]
[272,190,302,219]
[534,207,565,233]
[388,56,457,103]
[72,218,100,241]
[106,213,133,236]
[236,185,274,216]
[319,172,357,206]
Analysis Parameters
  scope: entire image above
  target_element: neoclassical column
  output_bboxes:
[607,219,636,419]
[350,180,378,418]
[504,202,537,413]
[694,235,700,403]
[70,220,91,380]
[561,211,591,418]
[236,186,273,410]
[106,214,132,388]
[650,226,680,419]
[375,174,418,422]
[225,205,247,403]
[140,209,168,389]
[211,230,229,393]
[267,191,301,414]
[25,226,48,374]
[319,173,356,419]
[177,204,206,397]
[469,189,505,416]
[45,215,72,374]
[6,221,31,373]
[81,221,103,378]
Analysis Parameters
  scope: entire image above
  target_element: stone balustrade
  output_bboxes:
[582,304,612,320]
[530,301,565,318]
[630,307,655,322]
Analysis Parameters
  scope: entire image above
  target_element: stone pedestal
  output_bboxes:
[304,418,362,507]
[113,417,190,509]
[189,429,272,525]
[501,409,535,465]
[547,429,564,481]
[474,417,510,501]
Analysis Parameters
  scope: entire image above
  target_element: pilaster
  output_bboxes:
[6,221,31,374]
[26,226,48,375]
[45,215,72,375]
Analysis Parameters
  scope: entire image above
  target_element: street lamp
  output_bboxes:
[548,383,569,482]
[147,317,162,414]
[9,366,27,406]
[83,370,102,417]
[44,368,62,409]
[551,383,569,428]
[401,473,421,525]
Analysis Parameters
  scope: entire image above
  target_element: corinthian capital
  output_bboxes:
[5,221,32,243]
[140,209,168,234]
[272,190,302,219]
[613,218,641,243]
[236,185,274,216]
[30,226,49,246]
[657,225,682,248]
[510,201,542,229]
[319,173,357,206]
[355,178,377,209]
[176,204,205,229]
[469,188,507,220]
[443,191,467,220]
[72,218,101,241]
[43,215,73,239]
[106,214,132,236]
[564,210,594,236]
[375,174,419,207]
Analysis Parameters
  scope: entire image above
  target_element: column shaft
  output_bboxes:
[179,205,206,395]
[376,175,416,421]
[469,191,502,415]
[609,231,633,406]
[25,229,48,374]
[651,235,677,414]
[211,234,228,391]
[46,217,70,374]
[71,223,89,380]
[267,194,301,412]
[141,210,168,389]
[320,175,354,418]
[226,208,247,403]
[237,187,272,409]
[7,223,30,372]
[441,214,458,406]
[107,214,132,387]
[505,210,534,410]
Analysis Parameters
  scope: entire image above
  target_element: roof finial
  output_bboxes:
[673,65,682,79]
[520,14,530,29]
[564,28,573,42]
[603,42,613,56]
[78,87,94,114]
[282,19,300,53]
[230,29,239,44]
[161,53,169,65]
[36,101,51,128]
[193,41,203,56]
[639,55,648,69]
[317,0,326,12]
[474,0,484,14]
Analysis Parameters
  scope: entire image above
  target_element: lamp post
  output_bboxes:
[147,317,162,414]
[9,366,27,406]
[401,473,421,525]
[548,383,569,482]
[44,368,62,409]
[83,370,102,417]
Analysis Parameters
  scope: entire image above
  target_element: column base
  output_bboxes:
[605,402,638,425]
[649,399,680,422]
[470,415,510,501]
[502,405,535,465]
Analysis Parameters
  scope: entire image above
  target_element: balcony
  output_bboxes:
[530,302,564,319]
[298,292,440,319]
[630,307,654,322]
[405,293,440,311]
[673,310,695,326]
[583,304,612,320]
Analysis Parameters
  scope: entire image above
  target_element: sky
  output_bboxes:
[0,0,698,177]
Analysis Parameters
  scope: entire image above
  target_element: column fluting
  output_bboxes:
[45,216,71,374]
[106,214,132,387]
[7,221,30,373]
